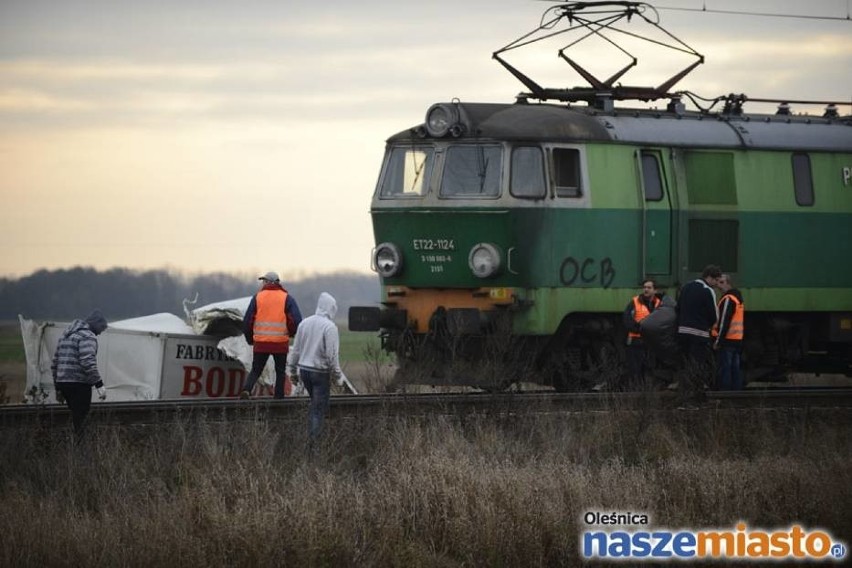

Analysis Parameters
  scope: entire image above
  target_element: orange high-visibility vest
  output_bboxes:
[253,289,289,346]
[712,293,744,341]
[628,295,661,339]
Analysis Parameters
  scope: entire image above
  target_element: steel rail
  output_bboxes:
[2,388,851,428]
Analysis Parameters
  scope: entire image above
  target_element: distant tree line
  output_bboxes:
[0,267,381,322]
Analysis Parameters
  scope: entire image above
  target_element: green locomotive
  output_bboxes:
[350,2,852,389]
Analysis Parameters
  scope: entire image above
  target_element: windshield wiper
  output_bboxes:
[408,150,427,193]
[476,146,489,193]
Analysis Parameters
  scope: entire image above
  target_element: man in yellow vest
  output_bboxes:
[712,274,745,390]
[239,271,302,399]
[622,279,661,387]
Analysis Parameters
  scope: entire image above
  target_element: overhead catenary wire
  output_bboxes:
[654,1,851,110]
[505,2,850,109]
[654,1,851,22]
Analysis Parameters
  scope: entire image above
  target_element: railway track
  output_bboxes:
[2,388,851,428]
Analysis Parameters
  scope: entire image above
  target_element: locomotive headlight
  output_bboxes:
[373,242,403,278]
[425,103,457,138]
[468,243,502,278]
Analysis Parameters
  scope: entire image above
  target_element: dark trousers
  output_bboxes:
[242,351,288,398]
[626,341,653,387]
[301,368,331,444]
[57,382,92,440]
[717,346,743,391]
[678,334,714,403]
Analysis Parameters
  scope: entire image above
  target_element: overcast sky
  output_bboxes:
[1,0,850,279]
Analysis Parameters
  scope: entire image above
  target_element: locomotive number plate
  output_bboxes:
[412,238,455,251]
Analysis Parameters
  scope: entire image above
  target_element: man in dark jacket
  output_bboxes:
[712,274,745,390]
[639,292,679,386]
[52,309,109,440]
[676,264,721,404]
[239,272,302,399]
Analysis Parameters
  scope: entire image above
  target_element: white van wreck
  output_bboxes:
[20,297,284,403]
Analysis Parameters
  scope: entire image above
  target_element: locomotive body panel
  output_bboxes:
[357,100,852,386]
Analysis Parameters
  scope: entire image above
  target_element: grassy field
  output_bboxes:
[1,403,850,566]
[338,328,383,362]
[0,322,26,402]
[0,322,24,364]
[2,325,851,564]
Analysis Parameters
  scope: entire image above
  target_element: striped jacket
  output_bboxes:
[51,319,104,387]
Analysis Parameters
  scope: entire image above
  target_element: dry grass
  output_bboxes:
[1,403,850,567]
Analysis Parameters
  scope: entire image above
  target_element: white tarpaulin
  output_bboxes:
[21,299,285,403]
[186,297,284,393]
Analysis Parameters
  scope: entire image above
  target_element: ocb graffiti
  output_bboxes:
[560,257,616,288]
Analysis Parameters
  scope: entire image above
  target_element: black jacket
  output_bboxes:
[676,279,718,338]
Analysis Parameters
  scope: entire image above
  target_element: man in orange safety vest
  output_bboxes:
[712,274,745,390]
[239,271,302,399]
[622,278,661,387]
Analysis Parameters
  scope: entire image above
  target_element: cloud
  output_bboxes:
[1,0,850,277]
[0,87,95,112]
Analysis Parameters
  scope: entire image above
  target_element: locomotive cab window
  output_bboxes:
[792,153,814,206]
[380,146,434,198]
[440,145,502,198]
[510,146,546,199]
[551,148,582,197]
[640,152,663,201]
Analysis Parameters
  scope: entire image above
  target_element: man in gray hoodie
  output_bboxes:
[286,293,346,445]
[52,309,108,439]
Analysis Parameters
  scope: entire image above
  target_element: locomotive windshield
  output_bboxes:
[379,146,434,197]
[440,145,502,197]
[379,142,586,200]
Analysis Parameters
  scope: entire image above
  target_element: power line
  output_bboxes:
[654,3,851,22]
